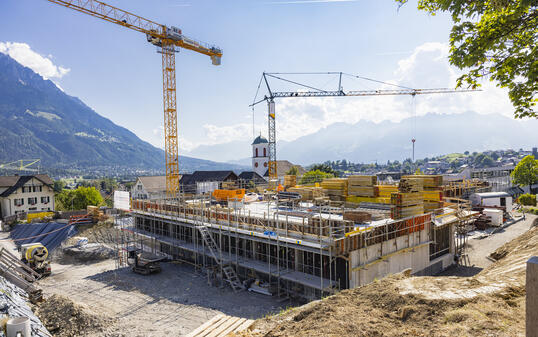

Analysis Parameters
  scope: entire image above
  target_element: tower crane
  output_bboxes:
[0,159,41,173]
[251,72,479,182]
[45,0,222,197]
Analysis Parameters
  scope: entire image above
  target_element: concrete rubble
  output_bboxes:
[0,276,50,337]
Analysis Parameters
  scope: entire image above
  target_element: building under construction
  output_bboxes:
[123,175,477,301]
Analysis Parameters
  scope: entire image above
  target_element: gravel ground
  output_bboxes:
[1,230,287,336]
[38,260,287,336]
[441,212,537,276]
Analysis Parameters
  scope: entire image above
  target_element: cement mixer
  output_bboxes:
[20,243,51,277]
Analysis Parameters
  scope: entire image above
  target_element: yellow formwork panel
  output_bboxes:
[27,212,54,222]
[346,196,391,204]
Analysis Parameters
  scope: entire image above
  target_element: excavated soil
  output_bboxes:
[33,294,114,337]
[237,225,538,337]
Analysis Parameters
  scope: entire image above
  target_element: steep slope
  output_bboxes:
[0,53,245,172]
[242,225,537,337]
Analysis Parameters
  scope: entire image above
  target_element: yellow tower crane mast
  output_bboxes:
[46,0,222,197]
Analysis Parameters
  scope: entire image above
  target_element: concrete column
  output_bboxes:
[528,256,538,337]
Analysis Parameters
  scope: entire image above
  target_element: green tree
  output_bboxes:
[299,170,334,185]
[511,155,538,189]
[309,163,338,176]
[55,186,103,211]
[53,180,65,193]
[473,153,495,168]
[398,0,537,118]
[286,166,299,175]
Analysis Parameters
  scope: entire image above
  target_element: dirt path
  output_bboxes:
[465,213,536,268]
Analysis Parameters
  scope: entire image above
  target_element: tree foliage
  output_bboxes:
[56,186,104,211]
[309,163,338,176]
[398,0,537,118]
[511,155,538,188]
[299,170,334,185]
[286,166,299,176]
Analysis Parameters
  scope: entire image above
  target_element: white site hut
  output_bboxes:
[470,192,512,209]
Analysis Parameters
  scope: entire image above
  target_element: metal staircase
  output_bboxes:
[196,226,244,292]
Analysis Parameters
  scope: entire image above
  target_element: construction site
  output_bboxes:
[0,0,536,336]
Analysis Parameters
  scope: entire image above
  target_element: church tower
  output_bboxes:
[252,135,269,178]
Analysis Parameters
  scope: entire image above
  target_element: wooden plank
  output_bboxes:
[205,316,242,337]
[186,314,224,337]
[218,318,247,336]
[199,316,235,337]
[232,319,255,334]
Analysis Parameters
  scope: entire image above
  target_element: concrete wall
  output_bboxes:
[349,228,431,288]
[527,256,538,337]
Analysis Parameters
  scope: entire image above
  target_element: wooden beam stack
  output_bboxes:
[321,178,348,202]
[348,175,379,197]
[391,177,424,219]
[402,175,444,212]
[284,175,297,188]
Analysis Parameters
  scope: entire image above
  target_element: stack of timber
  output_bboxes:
[403,175,444,212]
[87,205,107,222]
[287,186,323,201]
[347,175,379,197]
[321,178,348,202]
[343,210,372,223]
[398,177,423,193]
[284,175,297,188]
[392,177,424,219]
[402,175,443,190]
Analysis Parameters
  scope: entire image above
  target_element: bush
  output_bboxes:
[518,193,537,206]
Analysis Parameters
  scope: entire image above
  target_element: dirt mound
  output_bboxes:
[34,294,114,337]
[244,273,522,337]
[241,225,538,336]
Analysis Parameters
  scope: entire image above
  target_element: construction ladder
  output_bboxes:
[196,226,245,292]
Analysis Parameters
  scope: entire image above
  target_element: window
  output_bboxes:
[41,196,50,204]
[255,162,258,167]
[255,148,259,157]
[28,197,37,205]
[430,225,450,261]
[14,198,24,207]
[263,148,266,157]
[138,184,143,190]
[29,207,37,211]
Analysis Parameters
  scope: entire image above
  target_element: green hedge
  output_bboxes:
[519,193,537,206]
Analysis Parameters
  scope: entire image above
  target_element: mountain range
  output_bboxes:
[0,53,246,173]
[184,111,538,166]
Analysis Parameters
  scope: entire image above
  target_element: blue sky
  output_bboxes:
[0,0,516,162]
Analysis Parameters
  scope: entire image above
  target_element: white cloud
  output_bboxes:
[0,42,70,79]
[182,41,514,154]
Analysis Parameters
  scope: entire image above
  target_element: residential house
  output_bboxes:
[179,171,238,194]
[263,160,307,182]
[0,175,55,219]
[238,171,266,187]
[131,176,168,200]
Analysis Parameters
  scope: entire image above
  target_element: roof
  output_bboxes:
[263,160,307,177]
[0,175,54,198]
[472,192,512,199]
[238,171,266,182]
[137,176,167,193]
[252,135,268,145]
[180,171,238,186]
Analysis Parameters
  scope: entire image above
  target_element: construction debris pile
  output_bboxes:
[0,276,49,337]
[34,294,113,337]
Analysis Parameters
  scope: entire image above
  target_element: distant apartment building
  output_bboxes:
[0,175,55,218]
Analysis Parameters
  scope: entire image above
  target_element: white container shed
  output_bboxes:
[470,192,512,209]
[483,208,503,226]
